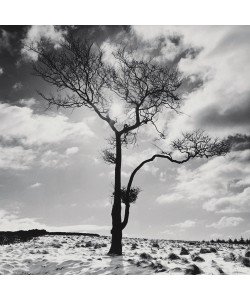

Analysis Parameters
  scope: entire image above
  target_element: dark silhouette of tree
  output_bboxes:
[29,33,229,255]
[240,237,245,244]
[209,237,250,245]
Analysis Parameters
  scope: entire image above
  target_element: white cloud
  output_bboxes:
[19,98,36,107]
[47,224,110,233]
[0,102,94,146]
[156,193,184,204]
[0,146,35,170]
[206,216,244,229]
[0,67,3,75]
[122,148,160,176]
[29,182,42,188]
[0,102,94,170]
[160,220,196,236]
[171,219,196,229]
[203,187,250,213]
[21,25,66,61]
[40,147,81,168]
[123,148,155,169]
[156,149,250,214]
[65,147,79,155]
[40,150,68,168]
[0,209,109,233]
[0,209,44,231]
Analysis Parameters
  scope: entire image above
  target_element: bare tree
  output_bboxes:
[29,34,229,255]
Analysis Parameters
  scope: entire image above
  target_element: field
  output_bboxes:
[0,234,250,275]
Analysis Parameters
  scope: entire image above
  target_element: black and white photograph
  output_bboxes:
[0,3,250,286]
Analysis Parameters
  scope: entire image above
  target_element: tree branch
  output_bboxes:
[121,130,230,230]
[30,37,118,133]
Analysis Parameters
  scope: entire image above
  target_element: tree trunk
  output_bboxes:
[121,204,130,230]
[108,134,122,255]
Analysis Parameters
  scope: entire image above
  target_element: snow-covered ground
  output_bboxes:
[0,235,250,275]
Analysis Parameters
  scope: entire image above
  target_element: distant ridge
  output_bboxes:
[0,229,100,245]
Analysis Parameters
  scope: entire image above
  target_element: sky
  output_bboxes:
[0,25,250,241]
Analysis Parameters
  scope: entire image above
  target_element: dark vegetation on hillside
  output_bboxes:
[0,229,99,245]
[1,229,249,247]
[209,237,250,245]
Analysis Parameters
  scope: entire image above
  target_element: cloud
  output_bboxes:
[47,224,110,233]
[196,95,250,130]
[0,209,109,233]
[131,26,250,142]
[29,182,42,188]
[122,148,161,176]
[103,26,200,67]
[206,216,244,229]
[161,220,196,237]
[203,187,250,213]
[40,150,68,168]
[19,98,36,107]
[0,102,94,170]
[40,147,81,168]
[171,219,196,229]
[123,148,158,175]
[12,82,23,90]
[156,149,250,214]
[0,67,3,75]
[0,209,44,231]
[0,146,35,170]
[21,25,66,61]
[227,134,250,152]
[156,193,184,204]
[0,102,94,146]
[65,147,79,155]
